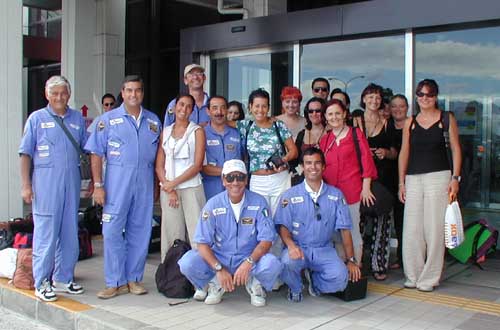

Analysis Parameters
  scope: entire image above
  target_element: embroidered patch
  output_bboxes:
[291,196,304,204]
[109,118,124,125]
[281,198,289,208]
[37,145,49,151]
[69,123,80,130]
[213,207,227,216]
[149,122,158,133]
[225,144,235,151]
[109,150,120,156]
[108,141,120,148]
[327,195,339,201]
[342,198,347,205]
[102,214,112,222]
[262,208,269,217]
[39,152,50,158]
[247,205,260,211]
[292,230,299,235]
[207,139,220,146]
[202,210,209,221]
[241,217,254,225]
[41,122,55,129]
[98,120,105,131]
[229,137,239,142]
[292,222,300,228]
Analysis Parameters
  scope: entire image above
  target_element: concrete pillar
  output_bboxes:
[62,0,125,119]
[0,0,23,219]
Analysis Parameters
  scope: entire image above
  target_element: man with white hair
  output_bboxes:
[19,75,86,302]
[178,159,282,307]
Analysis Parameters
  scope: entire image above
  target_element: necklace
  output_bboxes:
[308,126,326,146]
[331,125,346,138]
[366,115,381,137]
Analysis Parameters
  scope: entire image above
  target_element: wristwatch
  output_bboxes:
[94,182,104,188]
[452,175,461,182]
[214,262,222,272]
[347,256,357,264]
[245,256,254,265]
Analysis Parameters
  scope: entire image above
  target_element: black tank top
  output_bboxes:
[407,114,450,175]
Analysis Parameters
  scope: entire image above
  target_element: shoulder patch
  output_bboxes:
[149,122,159,133]
[213,207,227,216]
[281,198,289,208]
[247,205,260,211]
[291,196,304,204]
[98,120,105,131]
[202,210,210,221]
[262,208,269,217]
[327,194,339,201]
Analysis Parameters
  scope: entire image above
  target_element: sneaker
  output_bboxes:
[245,278,267,307]
[128,282,148,295]
[35,279,57,302]
[52,281,84,294]
[205,279,224,305]
[272,279,284,291]
[403,280,416,289]
[417,286,434,292]
[97,285,129,299]
[287,288,303,303]
[304,269,319,297]
[193,286,208,301]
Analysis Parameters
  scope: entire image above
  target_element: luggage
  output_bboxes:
[155,239,194,298]
[0,227,14,250]
[82,205,102,235]
[12,248,35,290]
[13,232,33,249]
[149,216,161,253]
[0,248,18,279]
[9,215,34,235]
[449,219,498,267]
[333,277,368,301]
[78,224,93,260]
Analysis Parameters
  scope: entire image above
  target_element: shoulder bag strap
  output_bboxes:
[45,109,84,156]
[351,127,364,176]
[440,110,453,172]
[273,122,286,155]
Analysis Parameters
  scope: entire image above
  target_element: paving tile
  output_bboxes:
[455,318,500,330]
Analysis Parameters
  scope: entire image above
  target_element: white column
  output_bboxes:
[0,1,23,219]
[62,0,125,119]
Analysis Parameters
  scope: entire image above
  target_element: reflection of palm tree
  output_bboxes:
[328,75,365,92]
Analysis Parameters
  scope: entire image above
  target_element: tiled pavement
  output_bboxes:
[1,238,500,330]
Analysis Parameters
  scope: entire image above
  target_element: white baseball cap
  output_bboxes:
[221,159,247,176]
[184,64,205,77]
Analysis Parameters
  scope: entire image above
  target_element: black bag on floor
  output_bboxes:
[0,228,14,250]
[82,205,102,235]
[78,223,93,260]
[155,239,194,298]
[333,277,368,301]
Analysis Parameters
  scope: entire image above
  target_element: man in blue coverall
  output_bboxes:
[19,75,86,302]
[85,75,161,299]
[164,64,209,127]
[202,95,242,200]
[275,147,361,302]
[178,159,282,307]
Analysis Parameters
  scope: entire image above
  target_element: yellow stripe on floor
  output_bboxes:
[368,282,500,316]
[0,278,93,312]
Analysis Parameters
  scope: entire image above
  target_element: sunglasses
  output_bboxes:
[104,102,115,107]
[416,91,436,98]
[225,173,247,183]
[313,87,329,93]
[308,109,322,114]
[313,201,322,221]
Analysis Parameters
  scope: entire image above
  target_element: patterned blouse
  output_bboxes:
[237,119,292,173]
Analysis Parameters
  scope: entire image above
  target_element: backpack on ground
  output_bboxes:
[78,223,93,260]
[13,232,33,249]
[448,219,498,268]
[12,248,34,290]
[155,239,194,298]
[82,205,102,235]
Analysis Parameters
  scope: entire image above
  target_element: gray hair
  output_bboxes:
[45,75,71,95]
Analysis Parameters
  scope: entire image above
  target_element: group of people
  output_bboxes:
[18,63,461,306]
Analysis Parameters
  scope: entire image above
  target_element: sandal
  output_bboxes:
[389,263,401,270]
[373,272,387,281]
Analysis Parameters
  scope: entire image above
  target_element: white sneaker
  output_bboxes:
[205,278,224,305]
[272,279,283,291]
[246,278,266,307]
[304,269,319,297]
[35,279,58,302]
[52,281,84,294]
[193,286,208,301]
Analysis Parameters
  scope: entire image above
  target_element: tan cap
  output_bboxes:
[184,64,205,77]
[221,159,247,176]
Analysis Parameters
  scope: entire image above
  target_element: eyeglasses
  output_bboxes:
[103,102,115,107]
[308,109,322,114]
[225,173,247,183]
[313,201,321,221]
[313,87,329,93]
[416,91,436,98]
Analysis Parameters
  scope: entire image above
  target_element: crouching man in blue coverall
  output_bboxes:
[178,159,282,307]
[19,76,86,302]
[275,147,361,302]
[85,75,161,299]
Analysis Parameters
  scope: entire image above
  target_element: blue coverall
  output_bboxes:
[84,105,161,288]
[163,93,209,127]
[274,182,352,294]
[19,106,86,289]
[202,123,242,200]
[178,190,282,291]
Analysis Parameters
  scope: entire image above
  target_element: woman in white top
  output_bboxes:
[275,86,306,140]
[156,94,206,260]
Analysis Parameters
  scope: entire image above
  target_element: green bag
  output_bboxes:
[448,219,498,266]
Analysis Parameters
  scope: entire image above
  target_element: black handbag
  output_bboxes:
[352,128,394,217]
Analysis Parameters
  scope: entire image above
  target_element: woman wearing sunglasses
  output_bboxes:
[398,79,461,292]
[156,94,206,261]
[293,97,327,185]
[319,99,377,267]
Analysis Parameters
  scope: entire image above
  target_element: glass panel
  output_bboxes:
[210,51,292,116]
[300,35,405,110]
[415,26,500,209]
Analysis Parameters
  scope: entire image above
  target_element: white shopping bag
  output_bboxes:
[444,200,464,249]
[0,248,18,279]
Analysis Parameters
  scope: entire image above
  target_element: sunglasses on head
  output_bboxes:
[313,201,322,221]
[225,173,247,183]
[416,91,436,98]
[313,87,329,93]
[308,109,322,114]
[104,102,115,107]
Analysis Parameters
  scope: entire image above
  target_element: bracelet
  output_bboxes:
[398,183,405,187]
[94,182,104,188]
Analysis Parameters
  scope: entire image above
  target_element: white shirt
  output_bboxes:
[304,180,324,203]
[229,194,245,223]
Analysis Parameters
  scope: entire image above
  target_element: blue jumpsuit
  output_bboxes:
[178,190,282,291]
[202,123,242,200]
[19,106,86,289]
[163,93,209,127]
[84,105,161,288]
[274,182,352,294]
